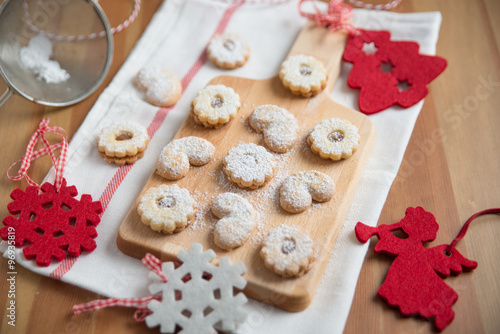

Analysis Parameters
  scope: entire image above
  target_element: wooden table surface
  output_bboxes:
[1,0,499,333]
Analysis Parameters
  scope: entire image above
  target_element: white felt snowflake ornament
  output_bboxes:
[145,243,248,334]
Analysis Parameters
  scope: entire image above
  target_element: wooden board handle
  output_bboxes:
[286,21,348,93]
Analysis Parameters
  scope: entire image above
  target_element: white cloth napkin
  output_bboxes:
[2,0,442,332]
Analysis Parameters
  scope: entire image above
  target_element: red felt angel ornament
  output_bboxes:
[356,206,500,331]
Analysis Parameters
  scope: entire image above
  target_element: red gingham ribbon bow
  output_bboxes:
[7,118,68,191]
[73,253,167,321]
[298,0,402,35]
[298,0,357,34]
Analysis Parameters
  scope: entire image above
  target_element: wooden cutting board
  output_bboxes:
[117,21,376,312]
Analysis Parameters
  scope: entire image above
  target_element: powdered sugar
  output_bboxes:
[190,191,216,231]
[201,145,294,243]
[19,34,70,84]
[182,134,333,248]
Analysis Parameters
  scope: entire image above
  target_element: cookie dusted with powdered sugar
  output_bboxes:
[308,118,360,161]
[138,185,194,234]
[280,171,335,213]
[156,136,215,180]
[211,193,256,250]
[249,104,299,153]
[135,65,182,107]
[260,224,316,278]
[191,84,241,127]
[207,32,250,69]
[279,54,327,97]
[97,120,149,165]
[223,143,276,189]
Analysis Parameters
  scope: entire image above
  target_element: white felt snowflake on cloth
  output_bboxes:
[145,243,248,334]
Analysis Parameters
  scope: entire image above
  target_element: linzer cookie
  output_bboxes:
[279,54,327,97]
[280,171,335,213]
[211,192,256,250]
[156,136,215,180]
[249,104,299,153]
[137,185,194,234]
[308,118,360,161]
[191,84,241,127]
[260,224,316,278]
[207,32,250,69]
[97,120,149,165]
[135,65,182,107]
[223,143,276,189]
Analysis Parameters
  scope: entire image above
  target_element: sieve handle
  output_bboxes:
[0,86,13,108]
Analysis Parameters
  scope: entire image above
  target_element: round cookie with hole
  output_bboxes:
[97,120,150,165]
[223,143,276,189]
[260,224,316,278]
[207,32,250,69]
[138,184,194,234]
[308,118,360,161]
[279,54,327,97]
[191,84,241,128]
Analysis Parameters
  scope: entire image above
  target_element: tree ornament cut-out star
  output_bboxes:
[343,30,447,114]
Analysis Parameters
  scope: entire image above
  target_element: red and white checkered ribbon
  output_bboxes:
[348,0,401,11]
[298,0,401,35]
[142,253,168,282]
[7,118,68,191]
[73,295,161,321]
[73,253,167,321]
[23,0,141,42]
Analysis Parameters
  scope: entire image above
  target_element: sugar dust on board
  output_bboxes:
[19,34,70,84]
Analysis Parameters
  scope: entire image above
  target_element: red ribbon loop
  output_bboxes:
[142,253,168,283]
[73,253,166,318]
[7,118,68,191]
[298,0,358,34]
[446,208,500,254]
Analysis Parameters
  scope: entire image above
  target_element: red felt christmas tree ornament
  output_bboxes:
[1,119,102,267]
[355,206,500,331]
[343,30,448,114]
[298,0,447,114]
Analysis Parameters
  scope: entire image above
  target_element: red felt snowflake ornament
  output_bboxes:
[1,119,102,267]
[1,180,102,266]
[343,30,448,114]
